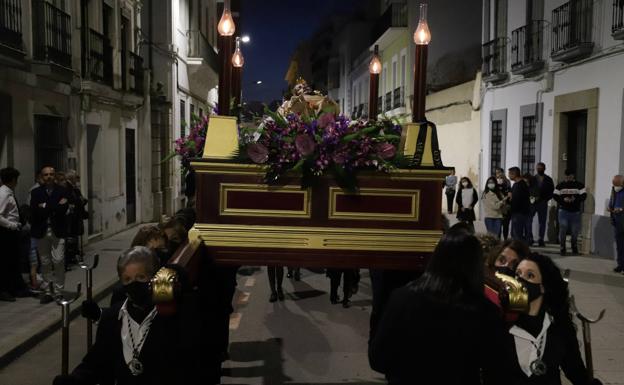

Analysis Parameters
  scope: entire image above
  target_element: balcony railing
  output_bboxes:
[128,51,144,95]
[613,0,624,39]
[377,96,383,115]
[384,92,392,112]
[373,1,408,42]
[0,0,22,51]
[482,37,507,83]
[83,29,112,85]
[187,29,218,69]
[32,0,71,68]
[511,20,545,75]
[392,87,404,109]
[551,0,594,62]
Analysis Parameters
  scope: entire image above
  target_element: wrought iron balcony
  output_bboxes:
[393,87,404,109]
[511,21,545,75]
[613,0,624,40]
[127,51,144,95]
[83,29,112,85]
[187,29,218,69]
[372,1,408,43]
[32,0,71,68]
[0,0,23,52]
[384,92,392,112]
[482,37,508,83]
[551,0,594,62]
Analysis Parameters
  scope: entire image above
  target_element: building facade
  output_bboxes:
[480,0,624,253]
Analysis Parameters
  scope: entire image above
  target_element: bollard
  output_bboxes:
[79,254,99,349]
[570,295,606,381]
[56,283,82,376]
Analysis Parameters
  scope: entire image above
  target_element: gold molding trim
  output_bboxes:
[328,187,420,222]
[219,183,311,218]
[190,161,449,181]
[192,223,441,252]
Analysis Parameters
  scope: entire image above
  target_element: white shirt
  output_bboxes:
[461,187,474,208]
[0,184,20,230]
[118,300,158,370]
[509,312,552,377]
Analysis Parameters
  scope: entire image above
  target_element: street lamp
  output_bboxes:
[368,45,381,120]
[218,0,235,116]
[241,35,250,43]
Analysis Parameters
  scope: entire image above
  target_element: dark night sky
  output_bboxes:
[240,0,361,103]
[239,0,482,104]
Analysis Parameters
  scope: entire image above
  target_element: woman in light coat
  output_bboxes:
[482,176,508,237]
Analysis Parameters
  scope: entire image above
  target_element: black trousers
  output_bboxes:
[445,189,455,213]
[327,269,356,300]
[0,227,27,294]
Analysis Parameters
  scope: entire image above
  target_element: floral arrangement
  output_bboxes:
[163,114,210,174]
[239,108,405,189]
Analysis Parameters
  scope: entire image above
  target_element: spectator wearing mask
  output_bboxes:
[30,166,71,304]
[495,168,513,239]
[455,177,478,233]
[553,170,586,256]
[65,170,88,267]
[482,176,508,236]
[508,167,532,242]
[608,175,624,274]
[531,163,555,247]
[444,168,457,214]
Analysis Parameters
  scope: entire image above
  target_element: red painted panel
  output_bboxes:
[334,194,414,215]
[226,190,305,211]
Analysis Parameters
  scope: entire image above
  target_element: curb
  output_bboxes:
[0,276,119,369]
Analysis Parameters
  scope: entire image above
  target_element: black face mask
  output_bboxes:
[517,277,543,302]
[537,170,545,176]
[124,281,152,308]
[154,248,171,266]
[495,265,515,277]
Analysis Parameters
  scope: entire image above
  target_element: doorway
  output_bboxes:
[125,128,136,224]
[86,125,102,235]
[561,110,588,184]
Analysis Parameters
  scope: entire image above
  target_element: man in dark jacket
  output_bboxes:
[508,167,531,242]
[30,166,70,304]
[553,170,587,255]
[609,175,624,273]
[531,163,555,247]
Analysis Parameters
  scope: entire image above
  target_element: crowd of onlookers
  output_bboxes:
[0,166,87,303]
[444,163,624,274]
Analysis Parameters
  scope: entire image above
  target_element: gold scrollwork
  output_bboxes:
[151,267,179,303]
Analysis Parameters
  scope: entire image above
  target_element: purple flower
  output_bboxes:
[376,143,396,160]
[247,143,269,164]
[318,113,335,129]
[295,134,316,157]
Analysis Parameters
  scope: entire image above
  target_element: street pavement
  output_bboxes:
[0,225,142,368]
[0,219,623,384]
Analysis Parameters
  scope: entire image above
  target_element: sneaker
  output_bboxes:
[613,266,624,273]
[269,292,277,303]
[538,240,546,247]
[277,289,285,301]
[39,293,54,304]
[342,299,351,308]
[0,291,16,302]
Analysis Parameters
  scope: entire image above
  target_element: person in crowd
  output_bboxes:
[531,163,555,247]
[327,268,357,308]
[508,167,532,242]
[0,167,30,301]
[444,168,457,214]
[267,266,285,302]
[486,239,532,277]
[54,246,203,385]
[482,176,508,236]
[524,173,539,245]
[455,176,478,233]
[27,171,43,291]
[287,267,301,281]
[505,253,601,385]
[496,167,513,239]
[369,226,507,385]
[65,170,88,268]
[131,225,168,264]
[608,175,624,274]
[30,166,71,304]
[553,170,587,256]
